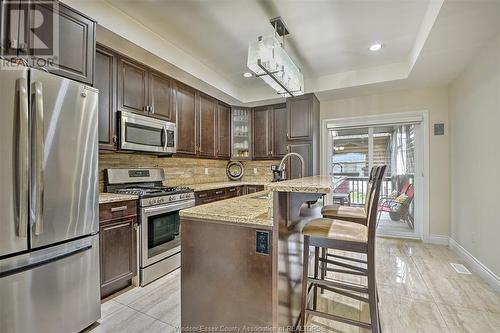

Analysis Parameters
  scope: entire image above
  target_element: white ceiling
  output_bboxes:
[64,0,500,103]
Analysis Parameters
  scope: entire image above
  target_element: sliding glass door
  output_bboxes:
[328,121,423,239]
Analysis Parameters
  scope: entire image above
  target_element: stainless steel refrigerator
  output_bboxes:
[0,67,100,332]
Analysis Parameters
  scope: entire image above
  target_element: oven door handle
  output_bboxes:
[142,200,195,216]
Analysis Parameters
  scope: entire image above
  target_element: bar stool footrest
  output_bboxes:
[305,309,372,330]
[326,252,368,264]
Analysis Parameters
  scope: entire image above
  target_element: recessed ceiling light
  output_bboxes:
[369,43,382,51]
[243,72,253,78]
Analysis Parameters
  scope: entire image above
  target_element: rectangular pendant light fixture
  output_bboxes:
[247,18,304,97]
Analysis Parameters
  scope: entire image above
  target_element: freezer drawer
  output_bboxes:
[0,235,100,333]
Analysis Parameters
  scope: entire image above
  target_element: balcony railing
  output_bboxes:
[334,177,394,206]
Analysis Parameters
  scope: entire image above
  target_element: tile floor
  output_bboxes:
[84,238,500,333]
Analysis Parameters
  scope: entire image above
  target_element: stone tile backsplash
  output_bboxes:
[99,153,279,191]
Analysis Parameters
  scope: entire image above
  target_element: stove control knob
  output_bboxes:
[169,196,174,201]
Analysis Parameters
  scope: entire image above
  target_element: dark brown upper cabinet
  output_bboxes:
[285,93,320,178]
[118,56,175,121]
[286,94,319,141]
[216,103,231,159]
[95,44,117,151]
[117,57,149,114]
[197,93,217,158]
[0,0,28,57]
[28,1,96,85]
[272,105,288,158]
[252,106,271,159]
[149,70,174,121]
[174,81,198,155]
[287,142,312,179]
[252,104,287,160]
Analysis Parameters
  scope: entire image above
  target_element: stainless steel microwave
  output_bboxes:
[119,111,176,154]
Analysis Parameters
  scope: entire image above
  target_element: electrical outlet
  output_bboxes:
[204,168,209,175]
[254,168,258,174]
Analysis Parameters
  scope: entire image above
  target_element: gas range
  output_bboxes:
[104,168,195,207]
[105,168,194,286]
[113,186,195,207]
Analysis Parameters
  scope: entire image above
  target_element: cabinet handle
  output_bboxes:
[133,223,139,230]
[215,190,224,195]
[143,106,148,113]
[198,193,208,198]
[111,206,128,213]
[229,188,236,192]
[150,106,155,114]
[112,135,117,144]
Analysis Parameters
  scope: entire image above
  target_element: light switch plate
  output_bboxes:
[254,168,258,174]
[434,123,445,136]
[204,168,209,175]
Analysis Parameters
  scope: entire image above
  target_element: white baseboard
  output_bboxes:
[427,234,450,245]
[449,238,500,293]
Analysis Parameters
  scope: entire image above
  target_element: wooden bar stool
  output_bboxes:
[299,165,386,333]
[321,168,377,225]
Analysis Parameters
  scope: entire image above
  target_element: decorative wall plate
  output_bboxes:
[226,161,244,181]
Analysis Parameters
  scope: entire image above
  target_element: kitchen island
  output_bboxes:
[179,176,345,332]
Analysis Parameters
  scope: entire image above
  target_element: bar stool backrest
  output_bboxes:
[366,165,387,243]
[363,167,378,213]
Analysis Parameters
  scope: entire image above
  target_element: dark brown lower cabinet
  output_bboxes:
[244,185,265,194]
[195,185,264,205]
[99,200,137,298]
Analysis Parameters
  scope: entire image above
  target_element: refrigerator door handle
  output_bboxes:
[0,244,93,279]
[33,81,44,236]
[17,78,29,238]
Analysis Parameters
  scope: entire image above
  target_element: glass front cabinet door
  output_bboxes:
[231,107,252,160]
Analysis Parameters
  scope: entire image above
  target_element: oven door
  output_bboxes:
[119,111,176,154]
[140,200,194,267]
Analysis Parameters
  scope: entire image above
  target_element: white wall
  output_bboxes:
[320,86,450,237]
[449,33,500,277]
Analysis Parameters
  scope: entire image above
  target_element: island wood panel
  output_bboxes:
[181,218,274,328]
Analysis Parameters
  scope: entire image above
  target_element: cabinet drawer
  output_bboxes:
[99,200,137,222]
[226,187,239,197]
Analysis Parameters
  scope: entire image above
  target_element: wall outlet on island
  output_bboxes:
[204,168,209,175]
[253,168,258,175]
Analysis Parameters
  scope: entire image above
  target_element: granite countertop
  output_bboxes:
[99,193,139,204]
[187,181,269,192]
[180,191,273,227]
[266,175,346,194]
